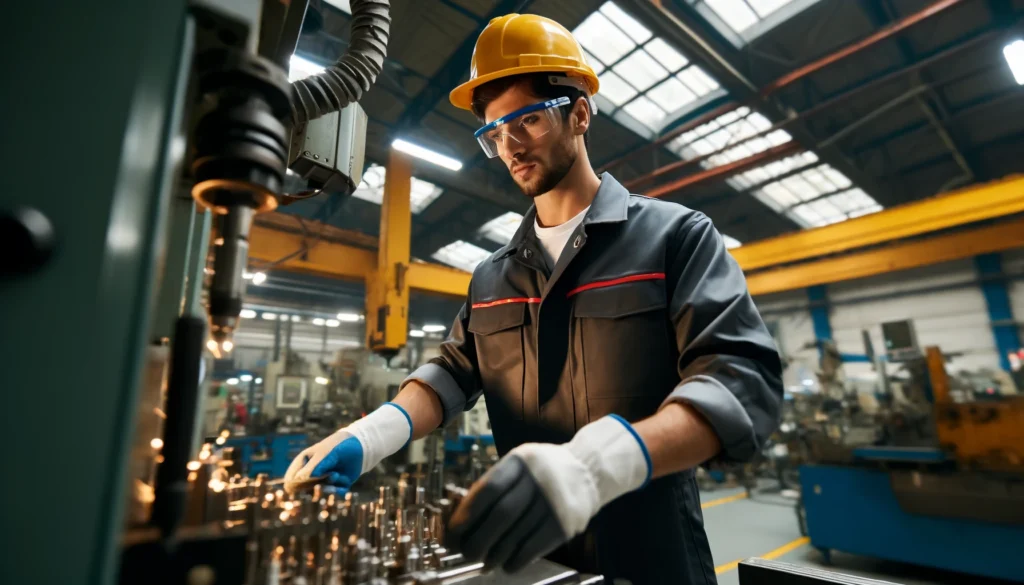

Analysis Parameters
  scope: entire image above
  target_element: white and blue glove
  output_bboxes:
[448,415,651,572]
[283,402,413,494]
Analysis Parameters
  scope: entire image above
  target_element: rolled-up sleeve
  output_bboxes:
[661,215,784,462]
[401,282,482,425]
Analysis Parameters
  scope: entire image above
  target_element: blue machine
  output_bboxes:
[223,434,308,478]
[800,462,1024,582]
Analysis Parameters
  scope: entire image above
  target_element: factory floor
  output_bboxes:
[700,482,1016,585]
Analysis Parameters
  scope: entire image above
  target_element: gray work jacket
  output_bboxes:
[403,173,783,584]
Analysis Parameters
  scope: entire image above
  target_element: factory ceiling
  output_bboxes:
[251,0,1024,319]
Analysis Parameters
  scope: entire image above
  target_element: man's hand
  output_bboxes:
[448,416,651,573]
[284,430,363,494]
[283,402,412,494]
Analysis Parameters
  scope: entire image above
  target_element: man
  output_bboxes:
[285,13,783,584]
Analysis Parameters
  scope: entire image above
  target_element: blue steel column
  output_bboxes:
[808,285,833,359]
[975,253,1022,371]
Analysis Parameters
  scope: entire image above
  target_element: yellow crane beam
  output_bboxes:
[745,217,1024,296]
[731,174,1024,270]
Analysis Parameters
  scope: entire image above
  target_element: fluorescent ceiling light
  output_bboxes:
[312,318,326,326]
[392,138,463,171]
[255,378,263,384]
[289,54,326,82]
[422,324,447,333]
[240,374,253,382]
[1004,40,1024,85]
[432,240,492,273]
[239,309,257,319]
[251,272,267,285]
[722,235,742,249]
[315,376,330,385]
[337,313,360,322]
[290,315,301,322]
[409,329,426,338]
[242,271,253,280]
[325,319,341,328]
[262,312,277,321]
[226,378,239,386]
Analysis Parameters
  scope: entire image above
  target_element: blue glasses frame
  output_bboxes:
[473,96,571,139]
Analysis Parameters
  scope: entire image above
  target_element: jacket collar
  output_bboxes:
[493,172,629,261]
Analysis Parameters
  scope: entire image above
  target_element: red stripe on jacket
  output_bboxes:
[566,272,666,298]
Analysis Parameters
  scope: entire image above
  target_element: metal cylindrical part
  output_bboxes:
[208,206,254,343]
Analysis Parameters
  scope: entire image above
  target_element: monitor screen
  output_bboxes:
[882,320,916,353]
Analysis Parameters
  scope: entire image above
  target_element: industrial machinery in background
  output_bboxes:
[793,318,1024,581]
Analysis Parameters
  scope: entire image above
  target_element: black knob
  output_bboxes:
[1,207,55,276]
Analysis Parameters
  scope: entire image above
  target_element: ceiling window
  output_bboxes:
[668,107,792,169]
[351,163,444,214]
[479,211,525,245]
[694,0,818,39]
[573,2,722,132]
[432,240,492,272]
[726,151,819,190]
[750,163,883,228]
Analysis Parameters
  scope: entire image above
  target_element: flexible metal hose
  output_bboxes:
[291,0,391,124]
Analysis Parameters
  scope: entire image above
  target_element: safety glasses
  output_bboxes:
[473,96,570,158]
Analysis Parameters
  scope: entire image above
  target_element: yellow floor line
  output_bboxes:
[701,492,748,509]
[714,536,810,575]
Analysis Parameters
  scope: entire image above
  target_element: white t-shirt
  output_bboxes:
[534,206,590,269]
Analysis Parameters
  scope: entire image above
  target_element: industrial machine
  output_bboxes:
[798,345,1024,581]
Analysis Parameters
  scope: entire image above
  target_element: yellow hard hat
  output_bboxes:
[449,13,600,111]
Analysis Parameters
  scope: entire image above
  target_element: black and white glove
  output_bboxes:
[447,415,652,572]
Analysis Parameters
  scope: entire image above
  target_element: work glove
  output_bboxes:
[447,415,651,573]
[283,402,412,494]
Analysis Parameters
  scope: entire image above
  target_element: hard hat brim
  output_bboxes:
[449,65,600,111]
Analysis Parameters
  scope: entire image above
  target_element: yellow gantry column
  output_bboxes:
[366,148,412,359]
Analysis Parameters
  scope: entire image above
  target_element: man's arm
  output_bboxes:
[635,402,720,478]
[659,213,784,463]
[391,380,444,440]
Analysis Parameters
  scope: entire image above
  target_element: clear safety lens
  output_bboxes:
[475,98,569,158]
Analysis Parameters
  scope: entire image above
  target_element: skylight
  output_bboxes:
[573,1,722,132]
[695,0,814,37]
[351,163,444,214]
[667,107,792,168]
[722,234,742,249]
[479,212,525,245]
[289,55,325,82]
[432,240,492,272]
[726,151,820,190]
[750,163,883,228]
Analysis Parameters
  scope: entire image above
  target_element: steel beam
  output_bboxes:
[366,149,412,357]
[732,175,1024,271]
[745,217,1024,296]
[974,253,1022,372]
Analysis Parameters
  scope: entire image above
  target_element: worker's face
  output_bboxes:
[483,84,583,198]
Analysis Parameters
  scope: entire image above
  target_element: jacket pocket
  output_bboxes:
[469,302,527,420]
[574,279,676,407]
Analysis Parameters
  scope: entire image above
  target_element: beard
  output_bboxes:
[512,137,577,198]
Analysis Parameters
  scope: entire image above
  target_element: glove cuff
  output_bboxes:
[346,402,413,474]
[566,415,651,509]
